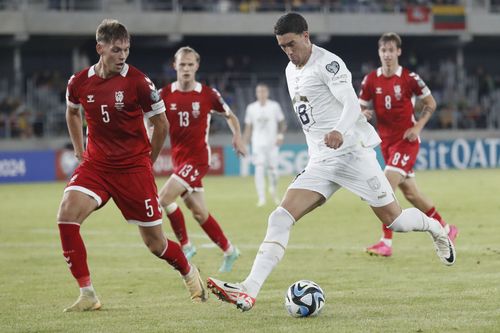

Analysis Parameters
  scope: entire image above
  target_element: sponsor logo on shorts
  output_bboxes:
[367,176,381,190]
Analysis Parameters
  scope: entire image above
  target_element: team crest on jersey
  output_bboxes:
[375,87,383,94]
[367,176,381,191]
[115,91,125,110]
[192,102,200,118]
[325,61,340,75]
[170,103,177,111]
[394,85,402,100]
[87,95,95,103]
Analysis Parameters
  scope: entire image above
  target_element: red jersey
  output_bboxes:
[160,82,229,167]
[359,66,430,143]
[66,64,165,171]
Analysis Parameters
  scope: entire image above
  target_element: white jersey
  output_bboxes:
[285,45,380,162]
[244,99,284,147]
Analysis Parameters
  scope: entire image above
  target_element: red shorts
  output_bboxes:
[381,139,419,177]
[171,161,209,193]
[65,161,162,226]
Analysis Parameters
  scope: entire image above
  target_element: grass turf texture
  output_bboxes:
[1,169,499,333]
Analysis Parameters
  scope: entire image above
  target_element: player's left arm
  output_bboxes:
[148,112,169,163]
[322,58,360,149]
[404,71,437,142]
[211,87,247,156]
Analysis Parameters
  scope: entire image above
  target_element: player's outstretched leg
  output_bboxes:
[388,208,455,265]
[207,277,255,311]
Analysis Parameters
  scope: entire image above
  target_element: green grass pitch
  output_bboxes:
[1,169,499,333]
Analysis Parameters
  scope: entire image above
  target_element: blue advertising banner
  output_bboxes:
[416,138,500,170]
[0,150,55,183]
[225,138,500,176]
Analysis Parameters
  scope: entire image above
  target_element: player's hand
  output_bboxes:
[403,126,420,142]
[324,130,343,149]
[74,151,84,163]
[361,109,374,121]
[233,137,247,157]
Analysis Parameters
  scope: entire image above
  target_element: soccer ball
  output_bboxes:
[284,280,325,317]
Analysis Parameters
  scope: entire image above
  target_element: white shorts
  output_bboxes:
[252,145,279,169]
[288,148,395,207]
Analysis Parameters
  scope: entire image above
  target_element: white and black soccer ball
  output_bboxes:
[285,280,325,317]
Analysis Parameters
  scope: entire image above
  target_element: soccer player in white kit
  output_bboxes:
[243,83,287,207]
[207,12,456,312]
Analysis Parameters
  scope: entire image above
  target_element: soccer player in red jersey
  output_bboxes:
[359,32,458,257]
[57,19,207,312]
[158,46,247,272]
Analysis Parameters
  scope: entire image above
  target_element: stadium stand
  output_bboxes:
[0,0,499,138]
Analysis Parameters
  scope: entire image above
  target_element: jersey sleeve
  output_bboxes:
[209,88,231,115]
[358,73,373,107]
[318,55,361,135]
[137,75,166,118]
[66,74,81,109]
[408,71,431,99]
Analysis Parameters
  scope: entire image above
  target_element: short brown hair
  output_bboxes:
[274,12,308,36]
[378,32,402,49]
[174,46,201,63]
[96,19,130,44]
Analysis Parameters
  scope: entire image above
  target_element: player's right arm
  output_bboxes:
[65,74,85,162]
[66,106,85,162]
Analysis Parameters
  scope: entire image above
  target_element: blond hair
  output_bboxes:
[96,19,130,44]
[174,46,201,63]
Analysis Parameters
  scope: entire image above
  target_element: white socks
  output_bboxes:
[243,207,295,298]
[388,207,444,236]
[80,285,95,295]
[255,165,266,202]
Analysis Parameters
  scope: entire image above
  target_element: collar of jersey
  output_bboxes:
[171,81,202,93]
[88,63,129,78]
[377,66,402,77]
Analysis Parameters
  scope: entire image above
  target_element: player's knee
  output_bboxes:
[193,211,208,224]
[264,207,295,248]
[158,196,172,208]
[163,202,178,214]
[143,237,166,257]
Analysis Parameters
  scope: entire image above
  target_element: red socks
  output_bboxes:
[160,239,190,276]
[382,222,393,239]
[425,207,446,227]
[167,207,189,246]
[58,223,91,288]
[201,214,230,251]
